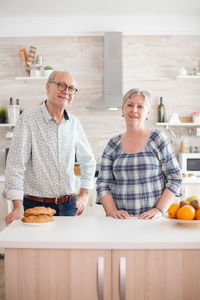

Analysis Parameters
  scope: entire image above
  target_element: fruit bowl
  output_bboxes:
[165,216,200,227]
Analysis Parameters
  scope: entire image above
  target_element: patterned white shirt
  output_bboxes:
[4,102,96,200]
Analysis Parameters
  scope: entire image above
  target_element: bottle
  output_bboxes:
[15,99,20,121]
[180,142,184,153]
[158,97,165,123]
[7,97,20,125]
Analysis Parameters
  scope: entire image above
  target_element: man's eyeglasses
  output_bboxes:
[49,81,78,95]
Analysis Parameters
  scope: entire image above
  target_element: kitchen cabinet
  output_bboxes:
[0,182,6,235]
[1,216,200,300]
[0,180,12,255]
[3,247,200,300]
[181,181,200,199]
[5,248,111,300]
[112,249,200,300]
[0,181,12,234]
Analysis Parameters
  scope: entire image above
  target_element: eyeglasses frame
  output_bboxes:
[49,81,78,95]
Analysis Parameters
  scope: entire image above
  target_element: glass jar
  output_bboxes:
[192,112,200,124]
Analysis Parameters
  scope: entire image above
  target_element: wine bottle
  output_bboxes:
[158,97,165,122]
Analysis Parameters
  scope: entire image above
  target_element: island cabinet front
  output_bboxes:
[112,249,200,300]
[4,248,200,300]
[4,248,112,300]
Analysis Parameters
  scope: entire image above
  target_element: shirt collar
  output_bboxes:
[41,101,69,123]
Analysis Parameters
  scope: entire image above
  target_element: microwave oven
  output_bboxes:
[178,153,200,176]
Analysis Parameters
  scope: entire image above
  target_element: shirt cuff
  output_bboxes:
[3,189,24,201]
[80,179,95,190]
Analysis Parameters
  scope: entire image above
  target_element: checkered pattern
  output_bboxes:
[96,129,182,216]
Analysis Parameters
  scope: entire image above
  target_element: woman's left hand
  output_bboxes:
[139,208,162,219]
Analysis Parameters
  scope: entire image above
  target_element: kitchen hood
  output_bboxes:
[88,32,123,110]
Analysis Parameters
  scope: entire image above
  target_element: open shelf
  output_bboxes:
[0,76,48,81]
[0,123,15,128]
[176,75,200,79]
[156,122,200,127]
[14,76,48,80]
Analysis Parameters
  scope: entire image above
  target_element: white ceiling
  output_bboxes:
[1,0,200,17]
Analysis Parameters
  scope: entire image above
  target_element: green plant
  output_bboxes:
[44,65,53,70]
[0,108,6,117]
[0,107,6,123]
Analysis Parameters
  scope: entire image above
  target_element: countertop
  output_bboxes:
[0,216,200,250]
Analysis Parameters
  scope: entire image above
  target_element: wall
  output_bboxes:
[0,35,200,174]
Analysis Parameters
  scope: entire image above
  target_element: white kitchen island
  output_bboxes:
[0,216,200,300]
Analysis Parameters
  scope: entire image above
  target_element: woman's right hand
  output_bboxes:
[108,210,133,219]
[5,203,23,226]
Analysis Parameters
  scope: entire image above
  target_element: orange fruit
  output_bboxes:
[195,208,200,220]
[176,205,195,220]
[168,203,180,219]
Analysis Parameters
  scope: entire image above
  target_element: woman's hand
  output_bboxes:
[139,208,162,219]
[108,210,133,219]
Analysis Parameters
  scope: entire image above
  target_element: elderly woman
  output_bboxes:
[96,88,182,219]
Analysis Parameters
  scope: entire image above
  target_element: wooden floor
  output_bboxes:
[0,257,5,300]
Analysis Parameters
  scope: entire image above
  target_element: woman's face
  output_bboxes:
[122,95,150,128]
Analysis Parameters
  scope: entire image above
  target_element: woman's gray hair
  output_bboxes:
[122,88,151,108]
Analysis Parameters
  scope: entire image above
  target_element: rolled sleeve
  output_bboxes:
[96,141,115,203]
[3,189,24,201]
[3,114,31,201]
[76,121,96,190]
[158,133,182,197]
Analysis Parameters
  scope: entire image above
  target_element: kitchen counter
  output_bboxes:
[0,216,200,249]
[1,216,200,300]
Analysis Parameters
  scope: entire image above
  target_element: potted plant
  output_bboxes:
[0,108,6,123]
[43,66,53,77]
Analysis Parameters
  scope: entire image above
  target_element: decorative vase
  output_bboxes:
[43,69,53,77]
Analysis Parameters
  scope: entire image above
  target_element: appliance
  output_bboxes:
[87,32,123,110]
[179,153,200,176]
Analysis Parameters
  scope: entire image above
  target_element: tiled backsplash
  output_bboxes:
[0,35,200,173]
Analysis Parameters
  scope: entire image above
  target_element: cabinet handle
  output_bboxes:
[97,256,104,300]
[120,257,126,300]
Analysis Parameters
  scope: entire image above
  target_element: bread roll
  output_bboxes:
[24,206,56,217]
[22,214,53,223]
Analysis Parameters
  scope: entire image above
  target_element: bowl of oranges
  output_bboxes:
[167,196,200,227]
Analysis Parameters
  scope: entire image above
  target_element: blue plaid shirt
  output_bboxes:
[96,129,182,216]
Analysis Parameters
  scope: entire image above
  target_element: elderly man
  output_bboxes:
[4,71,96,225]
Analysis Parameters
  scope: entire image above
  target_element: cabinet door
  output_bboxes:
[112,249,200,300]
[182,183,200,198]
[5,248,111,300]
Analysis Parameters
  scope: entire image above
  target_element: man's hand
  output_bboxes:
[108,210,133,219]
[75,189,89,216]
[5,200,23,226]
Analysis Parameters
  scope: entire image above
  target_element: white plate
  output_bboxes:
[165,215,200,227]
[20,219,54,226]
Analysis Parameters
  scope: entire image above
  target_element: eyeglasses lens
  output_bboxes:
[57,83,76,95]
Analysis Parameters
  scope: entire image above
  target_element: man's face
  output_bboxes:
[46,72,77,109]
